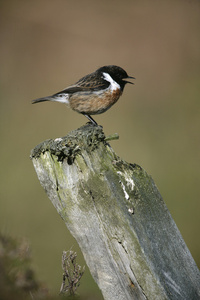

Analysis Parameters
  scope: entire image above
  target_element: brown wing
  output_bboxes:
[58,72,110,95]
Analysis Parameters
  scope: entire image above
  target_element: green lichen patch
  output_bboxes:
[30,124,106,162]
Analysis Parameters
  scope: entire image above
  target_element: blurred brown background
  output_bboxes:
[0,0,200,298]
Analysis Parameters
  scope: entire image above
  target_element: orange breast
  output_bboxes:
[69,88,122,115]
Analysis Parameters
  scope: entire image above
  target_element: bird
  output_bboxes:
[32,65,134,125]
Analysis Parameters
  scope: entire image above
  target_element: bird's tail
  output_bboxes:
[32,93,69,105]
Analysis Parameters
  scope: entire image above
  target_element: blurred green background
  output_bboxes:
[0,0,200,299]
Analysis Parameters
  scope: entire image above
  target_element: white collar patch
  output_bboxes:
[102,72,120,91]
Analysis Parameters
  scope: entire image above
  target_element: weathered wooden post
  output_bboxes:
[30,124,200,300]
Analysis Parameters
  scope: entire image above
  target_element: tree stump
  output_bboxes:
[30,124,200,300]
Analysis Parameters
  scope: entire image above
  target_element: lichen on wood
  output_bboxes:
[31,124,200,300]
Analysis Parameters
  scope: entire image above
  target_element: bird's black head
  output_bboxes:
[97,65,134,90]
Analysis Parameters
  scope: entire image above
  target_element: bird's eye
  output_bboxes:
[58,94,63,97]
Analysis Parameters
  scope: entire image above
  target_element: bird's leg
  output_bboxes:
[82,114,98,126]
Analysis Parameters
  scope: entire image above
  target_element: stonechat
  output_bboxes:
[32,65,134,125]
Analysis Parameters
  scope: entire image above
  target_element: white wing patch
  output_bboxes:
[102,72,120,91]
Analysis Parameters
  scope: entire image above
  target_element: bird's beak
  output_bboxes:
[123,76,135,84]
